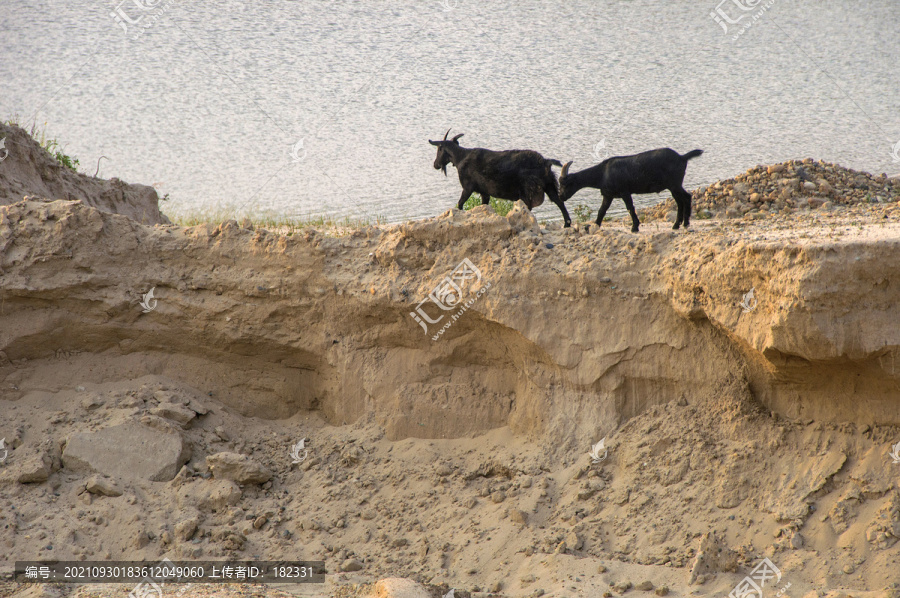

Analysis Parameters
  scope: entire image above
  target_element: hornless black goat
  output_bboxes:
[559,148,704,232]
[429,130,571,227]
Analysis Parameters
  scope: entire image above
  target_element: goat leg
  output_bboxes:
[457,189,473,211]
[670,188,684,229]
[622,194,640,233]
[595,195,614,227]
[679,187,692,228]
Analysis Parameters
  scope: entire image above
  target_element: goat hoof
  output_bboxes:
[563,222,571,228]
[673,223,681,230]
[631,227,639,233]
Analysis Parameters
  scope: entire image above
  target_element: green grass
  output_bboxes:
[167,207,385,236]
[573,204,593,223]
[461,193,516,216]
[3,115,81,172]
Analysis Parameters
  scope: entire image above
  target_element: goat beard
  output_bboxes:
[441,164,448,176]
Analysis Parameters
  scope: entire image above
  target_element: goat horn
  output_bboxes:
[443,129,451,142]
[452,133,464,142]
[561,161,573,177]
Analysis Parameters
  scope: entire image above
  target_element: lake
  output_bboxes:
[1,0,898,223]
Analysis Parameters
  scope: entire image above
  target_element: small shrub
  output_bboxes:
[3,115,80,172]
[573,204,593,223]
[461,193,516,217]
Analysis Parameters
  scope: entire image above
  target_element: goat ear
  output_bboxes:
[429,140,439,146]
[561,161,573,177]
[451,134,464,143]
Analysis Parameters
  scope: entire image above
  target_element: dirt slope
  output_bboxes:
[0,123,169,225]
[1,170,900,597]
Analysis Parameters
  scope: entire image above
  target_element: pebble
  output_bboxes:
[341,558,363,572]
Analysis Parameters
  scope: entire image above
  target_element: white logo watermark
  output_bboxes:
[740,288,757,313]
[0,438,8,464]
[589,438,607,464]
[290,438,308,465]
[890,441,900,465]
[110,0,178,36]
[592,139,609,162]
[0,137,9,163]
[709,0,777,40]
[140,287,158,313]
[410,257,490,341]
[125,557,195,598]
[290,139,306,163]
[129,581,163,598]
[891,140,900,164]
[729,558,789,598]
[439,0,458,11]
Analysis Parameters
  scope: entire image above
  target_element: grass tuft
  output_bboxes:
[167,207,386,236]
[3,115,81,172]
[461,193,516,216]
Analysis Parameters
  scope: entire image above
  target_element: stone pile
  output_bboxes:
[644,158,900,220]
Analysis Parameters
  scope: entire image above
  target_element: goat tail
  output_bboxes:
[681,149,704,161]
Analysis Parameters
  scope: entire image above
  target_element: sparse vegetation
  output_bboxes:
[3,115,81,172]
[167,207,385,236]
[573,204,593,223]
[461,194,516,217]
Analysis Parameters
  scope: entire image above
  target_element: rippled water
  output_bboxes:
[2,0,898,223]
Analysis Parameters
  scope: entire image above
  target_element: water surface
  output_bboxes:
[2,0,898,223]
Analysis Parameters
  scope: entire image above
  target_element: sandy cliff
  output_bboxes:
[1,169,900,596]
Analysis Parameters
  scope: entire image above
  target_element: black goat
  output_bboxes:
[559,148,704,232]
[429,130,571,227]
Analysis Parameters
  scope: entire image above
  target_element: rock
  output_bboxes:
[214,426,230,441]
[688,531,738,584]
[598,565,608,573]
[62,422,190,482]
[566,531,583,550]
[635,581,654,591]
[174,517,199,542]
[767,164,785,174]
[299,518,322,531]
[369,577,431,598]
[206,452,272,485]
[509,509,528,525]
[490,491,506,503]
[80,395,104,410]
[195,480,242,511]
[149,404,197,428]
[507,201,541,235]
[84,475,123,497]
[808,197,826,209]
[3,452,53,484]
[655,586,669,596]
[802,181,817,192]
[434,462,453,476]
[612,580,632,593]
[134,530,151,549]
[341,558,364,572]
[253,515,267,530]
[790,531,804,549]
